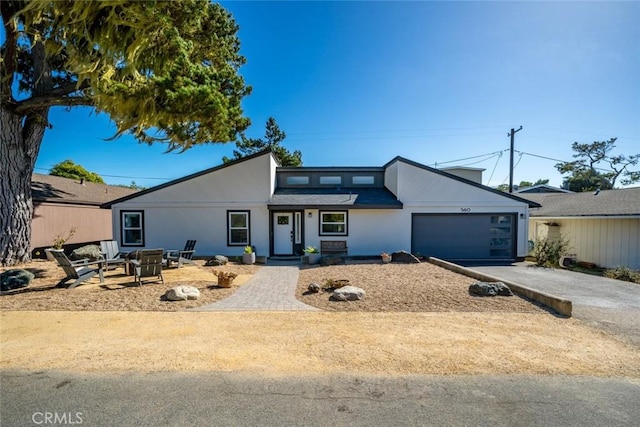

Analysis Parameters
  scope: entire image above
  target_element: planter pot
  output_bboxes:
[307,253,321,265]
[218,277,235,288]
[242,253,256,264]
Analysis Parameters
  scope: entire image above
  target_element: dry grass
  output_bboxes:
[2,311,639,377]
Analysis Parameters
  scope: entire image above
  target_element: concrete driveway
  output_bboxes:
[465,263,640,347]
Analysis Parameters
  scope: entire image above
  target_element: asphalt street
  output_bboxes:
[2,370,639,426]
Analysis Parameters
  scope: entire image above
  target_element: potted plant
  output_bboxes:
[304,245,321,264]
[381,252,391,263]
[45,227,76,261]
[212,270,238,288]
[242,245,256,264]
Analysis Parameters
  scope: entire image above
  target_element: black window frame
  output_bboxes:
[319,210,348,236]
[227,210,251,246]
[120,210,145,247]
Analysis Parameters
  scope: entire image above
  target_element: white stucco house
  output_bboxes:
[520,188,640,269]
[103,150,539,262]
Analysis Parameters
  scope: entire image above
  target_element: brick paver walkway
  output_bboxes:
[194,262,320,311]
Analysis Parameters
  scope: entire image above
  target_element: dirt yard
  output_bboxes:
[0,260,259,311]
[296,260,547,312]
[2,259,639,377]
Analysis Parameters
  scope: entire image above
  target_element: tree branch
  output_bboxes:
[14,95,94,115]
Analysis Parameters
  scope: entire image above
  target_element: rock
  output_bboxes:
[1,269,35,291]
[205,255,229,266]
[320,256,345,266]
[70,245,103,261]
[469,282,513,297]
[331,285,366,301]
[391,250,421,263]
[308,283,321,293]
[164,285,200,301]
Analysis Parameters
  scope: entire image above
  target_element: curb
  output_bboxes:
[428,257,572,317]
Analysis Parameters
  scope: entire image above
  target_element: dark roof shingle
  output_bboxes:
[269,187,403,209]
[520,187,640,217]
[32,174,139,206]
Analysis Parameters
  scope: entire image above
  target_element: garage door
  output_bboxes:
[411,213,516,261]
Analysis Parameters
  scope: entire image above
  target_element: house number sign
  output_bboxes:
[460,207,472,213]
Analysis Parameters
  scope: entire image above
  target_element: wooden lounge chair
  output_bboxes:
[129,249,164,286]
[99,240,127,270]
[165,240,196,268]
[51,250,104,289]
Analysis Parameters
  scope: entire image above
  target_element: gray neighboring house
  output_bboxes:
[31,174,138,256]
[521,187,640,269]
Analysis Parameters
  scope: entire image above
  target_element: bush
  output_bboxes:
[604,266,640,284]
[532,235,571,267]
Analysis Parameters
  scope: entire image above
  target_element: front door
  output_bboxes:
[273,212,294,255]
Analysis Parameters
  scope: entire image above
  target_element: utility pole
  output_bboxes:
[508,126,523,193]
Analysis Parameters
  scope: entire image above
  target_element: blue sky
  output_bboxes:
[33,1,639,189]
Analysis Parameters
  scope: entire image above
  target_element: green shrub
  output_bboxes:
[532,235,571,267]
[604,266,640,284]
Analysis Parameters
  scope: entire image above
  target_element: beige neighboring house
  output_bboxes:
[31,174,138,257]
[521,187,640,269]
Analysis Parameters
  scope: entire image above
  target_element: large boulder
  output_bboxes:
[205,255,229,266]
[308,283,321,293]
[1,269,35,291]
[469,282,513,297]
[331,285,366,301]
[164,286,200,301]
[391,251,420,263]
[71,245,103,261]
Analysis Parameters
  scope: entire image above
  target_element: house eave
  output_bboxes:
[267,204,403,210]
[531,215,640,220]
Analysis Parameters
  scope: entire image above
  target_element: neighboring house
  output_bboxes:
[103,151,539,262]
[515,184,573,194]
[521,188,640,269]
[31,174,138,256]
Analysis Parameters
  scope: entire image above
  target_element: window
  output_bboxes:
[121,211,144,246]
[352,175,375,185]
[286,176,309,185]
[228,211,250,246]
[319,176,342,185]
[320,211,347,235]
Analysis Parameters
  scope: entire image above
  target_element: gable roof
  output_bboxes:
[520,187,640,217]
[514,184,573,194]
[384,156,541,208]
[101,149,279,208]
[32,174,138,206]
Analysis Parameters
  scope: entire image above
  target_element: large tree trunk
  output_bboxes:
[0,106,47,266]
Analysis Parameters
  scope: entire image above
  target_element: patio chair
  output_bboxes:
[51,250,104,289]
[129,249,164,286]
[99,240,127,270]
[165,240,197,268]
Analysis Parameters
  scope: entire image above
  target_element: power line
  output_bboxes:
[33,167,168,181]
[485,151,503,185]
[433,150,507,167]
